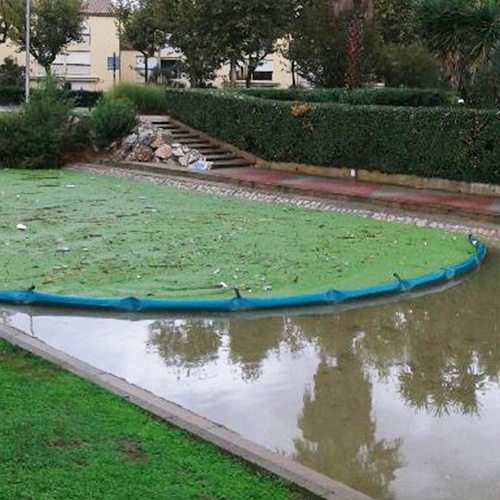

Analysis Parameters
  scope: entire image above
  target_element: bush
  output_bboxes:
[0,86,25,105]
[164,89,500,185]
[0,57,25,87]
[241,87,455,108]
[89,98,138,149]
[376,44,446,89]
[107,83,168,114]
[0,77,77,169]
[469,51,500,109]
[69,90,103,108]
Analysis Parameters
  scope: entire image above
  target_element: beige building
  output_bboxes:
[0,0,119,91]
[0,0,294,91]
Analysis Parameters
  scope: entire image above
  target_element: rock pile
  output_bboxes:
[113,122,212,172]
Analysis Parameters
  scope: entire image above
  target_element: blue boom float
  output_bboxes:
[0,237,486,314]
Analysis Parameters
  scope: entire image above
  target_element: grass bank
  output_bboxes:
[0,338,313,500]
[0,169,474,299]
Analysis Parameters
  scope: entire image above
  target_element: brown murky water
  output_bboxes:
[1,247,499,500]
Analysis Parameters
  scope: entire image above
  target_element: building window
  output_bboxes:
[66,52,91,75]
[253,60,273,81]
[81,21,91,46]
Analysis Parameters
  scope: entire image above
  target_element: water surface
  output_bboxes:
[1,248,499,500]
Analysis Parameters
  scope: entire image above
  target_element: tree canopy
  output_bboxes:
[9,0,85,72]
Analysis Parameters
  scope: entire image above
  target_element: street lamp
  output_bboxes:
[25,0,31,102]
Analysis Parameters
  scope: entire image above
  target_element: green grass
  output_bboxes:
[0,169,474,299]
[0,338,313,500]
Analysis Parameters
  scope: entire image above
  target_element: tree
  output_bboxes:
[116,0,166,83]
[213,0,293,88]
[0,0,15,44]
[9,0,85,73]
[416,0,500,99]
[155,0,225,87]
[374,0,420,45]
[288,0,381,87]
[330,0,374,88]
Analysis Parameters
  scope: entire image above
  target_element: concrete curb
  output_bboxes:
[0,322,374,500]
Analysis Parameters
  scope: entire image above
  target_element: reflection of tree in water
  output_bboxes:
[228,317,304,380]
[292,318,403,500]
[147,319,226,370]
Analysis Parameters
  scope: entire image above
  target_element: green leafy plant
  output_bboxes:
[0,56,24,86]
[89,97,138,149]
[0,76,76,168]
[376,43,445,89]
[416,0,500,99]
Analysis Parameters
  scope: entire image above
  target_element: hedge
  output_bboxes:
[0,86,102,107]
[241,87,456,108]
[164,89,500,185]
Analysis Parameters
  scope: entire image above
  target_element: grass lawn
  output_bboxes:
[0,169,474,299]
[0,339,313,500]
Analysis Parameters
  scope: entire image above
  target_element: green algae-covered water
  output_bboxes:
[0,169,474,299]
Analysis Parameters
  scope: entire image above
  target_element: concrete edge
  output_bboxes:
[0,322,375,500]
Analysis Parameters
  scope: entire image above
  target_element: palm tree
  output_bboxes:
[416,0,500,99]
[330,0,374,88]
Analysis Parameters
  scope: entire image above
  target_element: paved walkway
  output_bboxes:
[102,159,500,222]
[211,167,500,220]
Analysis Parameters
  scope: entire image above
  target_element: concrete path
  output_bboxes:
[211,167,500,221]
[96,160,500,222]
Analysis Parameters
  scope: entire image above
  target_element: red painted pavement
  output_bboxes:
[211,166,499,217]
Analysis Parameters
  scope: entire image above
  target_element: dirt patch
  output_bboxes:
[115,437,147,462]
[47,436,82,449]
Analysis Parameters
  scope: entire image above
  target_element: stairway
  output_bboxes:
[151,118,254,170]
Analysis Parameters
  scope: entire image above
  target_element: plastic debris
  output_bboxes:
[16,224,26,231]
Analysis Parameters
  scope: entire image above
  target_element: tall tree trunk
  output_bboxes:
[345,0,365,89]
[144,55,149,83]
[246,63,253,89]
[291,59,296,87]
[230,59,237,87]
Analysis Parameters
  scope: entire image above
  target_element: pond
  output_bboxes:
[1,246,499,500]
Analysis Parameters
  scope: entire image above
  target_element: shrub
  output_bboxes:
[376,43,445,89]
[0,113,24,166]
[469,51,500,109]
[69,90,103,108]
[1,77,76,169]
[107,83,168,114]
[242,87,455,108]
[0,86,25,105]
[89,98,138,149]
[0,57,25,87]
[164,89,500,185]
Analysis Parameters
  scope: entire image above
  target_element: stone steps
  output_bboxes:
[151,118,254,170]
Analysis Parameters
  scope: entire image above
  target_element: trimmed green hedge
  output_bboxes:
[0,87,102,107]
[241,87,456,108]
[164,89,500,185]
